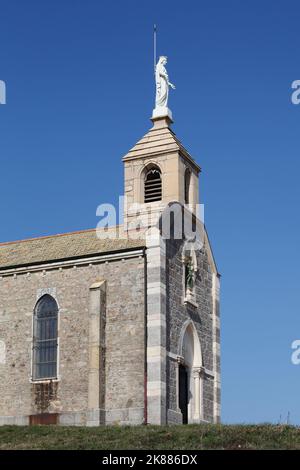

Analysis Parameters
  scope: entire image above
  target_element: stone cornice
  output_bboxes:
[0,248,145,277]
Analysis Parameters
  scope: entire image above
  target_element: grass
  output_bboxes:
[0,424,299,450]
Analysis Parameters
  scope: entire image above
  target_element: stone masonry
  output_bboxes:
[0,248,145,425]
[166,237,215,423]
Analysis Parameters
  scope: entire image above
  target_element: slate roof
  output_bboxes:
[0,227,145,270]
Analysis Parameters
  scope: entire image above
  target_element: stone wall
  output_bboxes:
[165,237,215,424]
[0,254,145,425]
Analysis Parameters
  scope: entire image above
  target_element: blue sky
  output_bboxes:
[1,0,300,424]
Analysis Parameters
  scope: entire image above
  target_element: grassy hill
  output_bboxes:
[0,424,299,450]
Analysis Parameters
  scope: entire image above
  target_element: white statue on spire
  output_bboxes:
[153,56,175,120]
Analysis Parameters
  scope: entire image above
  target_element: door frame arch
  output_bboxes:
[177,320,204,423]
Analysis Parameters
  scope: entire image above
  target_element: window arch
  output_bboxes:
[184,168,191,204]
[32,294,58,380]
[144,165,162,203]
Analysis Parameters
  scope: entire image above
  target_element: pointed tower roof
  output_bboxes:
[123,116,201,173]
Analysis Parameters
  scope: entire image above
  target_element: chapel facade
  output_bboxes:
[0,93,220,426]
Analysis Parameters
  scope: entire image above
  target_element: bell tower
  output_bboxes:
[123,51,202,233]
[123,114,201,232]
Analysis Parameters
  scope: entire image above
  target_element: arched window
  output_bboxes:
[144,166,162,203]
[184,169,191,204]
[32,294,58,380]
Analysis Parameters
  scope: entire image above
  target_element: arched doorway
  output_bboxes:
[178,321,203,423]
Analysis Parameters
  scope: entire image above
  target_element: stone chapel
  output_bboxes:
[0,69,221,426]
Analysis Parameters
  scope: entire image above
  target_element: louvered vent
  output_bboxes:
[144,168,162,203]
[184,169,191,204]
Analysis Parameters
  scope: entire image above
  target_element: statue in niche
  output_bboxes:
[183,244,198,305]
[185,257,195,290]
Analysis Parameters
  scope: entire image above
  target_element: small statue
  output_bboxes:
[185,258,195,290]
[155,56,175,110]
